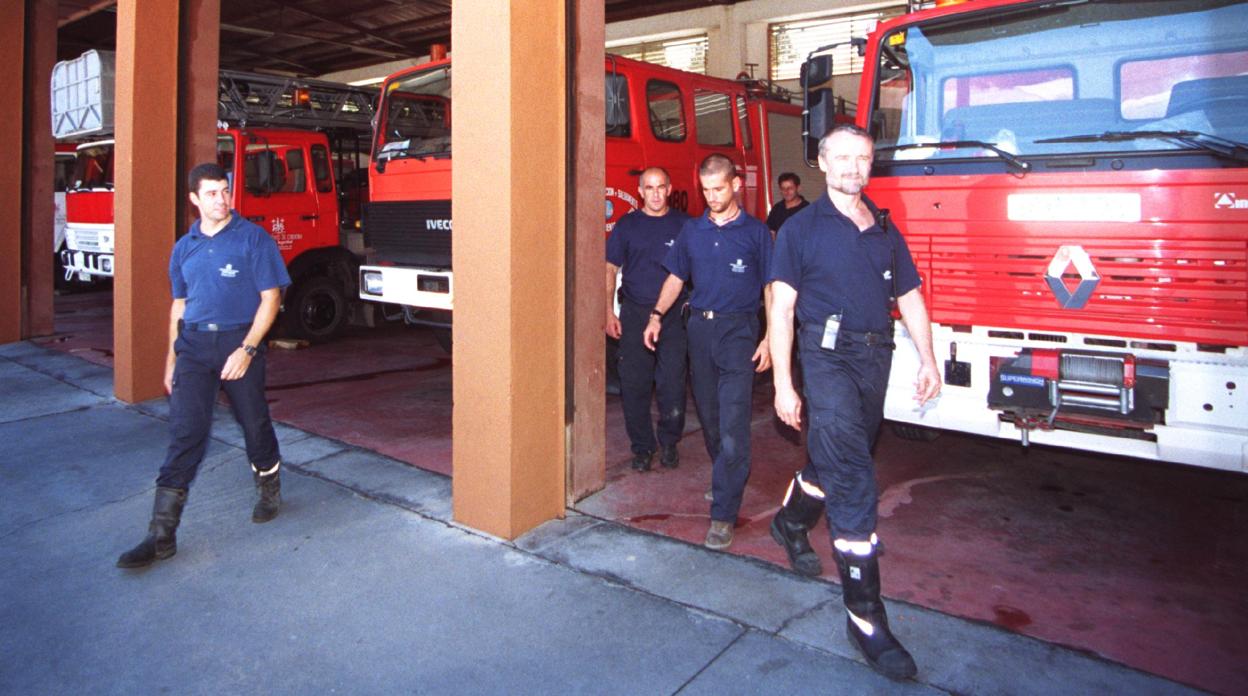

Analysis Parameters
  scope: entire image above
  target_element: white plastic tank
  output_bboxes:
[51,50,115,139]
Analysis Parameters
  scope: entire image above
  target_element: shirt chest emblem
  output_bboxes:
[219,263,239,279]
[730,258,747,273]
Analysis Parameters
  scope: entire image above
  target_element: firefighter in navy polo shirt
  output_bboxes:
[644,154,772,551]
[117,163,292,569]
[606,167,691,472]
[767,125,940,680]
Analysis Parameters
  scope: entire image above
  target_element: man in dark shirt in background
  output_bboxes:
[765,172,810,235]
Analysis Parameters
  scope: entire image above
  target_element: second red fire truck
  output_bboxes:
[802,0,1247,472]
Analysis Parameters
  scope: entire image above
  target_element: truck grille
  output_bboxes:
[364,200,452,268]
[912,233,1248,346]
[71,228,102,253]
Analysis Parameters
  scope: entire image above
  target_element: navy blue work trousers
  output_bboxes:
[797,325,893,541]
[618,299,688,456]
[687,311,758,523]
[156,326,281,490]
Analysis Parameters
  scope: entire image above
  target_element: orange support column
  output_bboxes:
[177,0,219,229]
[0,2,24,344]
[20,0,56,338]
[451,0,568,538]
[568,0,607,502]
[113,0,180,403]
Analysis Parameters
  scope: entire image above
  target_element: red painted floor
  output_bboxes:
[37,289,1248,694]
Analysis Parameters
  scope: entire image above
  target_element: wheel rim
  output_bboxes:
[301,290,340,334]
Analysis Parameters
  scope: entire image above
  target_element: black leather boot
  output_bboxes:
[252,462,281,524]
[833,540,917,681]
[769,473,825,576]
[116,487,187,569]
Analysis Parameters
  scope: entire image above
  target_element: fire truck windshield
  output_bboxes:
[872,0,1248,164]
[376,67,451,162]
[71,142,114,191]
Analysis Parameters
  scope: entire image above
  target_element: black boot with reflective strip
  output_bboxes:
[769,473,825,576]
[116,486,187,568]
[833,541,917,681]
[252,462,281,524]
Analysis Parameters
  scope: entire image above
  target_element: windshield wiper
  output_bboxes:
[1036,130,1248,163]
[876,140,1031,173]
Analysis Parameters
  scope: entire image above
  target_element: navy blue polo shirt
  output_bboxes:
[606,208,690,307]
[663,210,772,314]
[170,211,291,326]
[770,194,920,332]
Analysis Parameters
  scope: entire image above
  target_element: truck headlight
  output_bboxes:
[362,271,384,295]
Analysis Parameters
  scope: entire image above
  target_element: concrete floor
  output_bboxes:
[38,289,1248,694]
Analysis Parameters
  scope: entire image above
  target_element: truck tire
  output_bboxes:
[283,275,347,343]
[889,421,941,442]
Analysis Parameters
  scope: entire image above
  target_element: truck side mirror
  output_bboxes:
[802,55,836,165]
[606,73,630,137]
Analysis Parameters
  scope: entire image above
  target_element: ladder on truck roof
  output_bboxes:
[217,70,377,134]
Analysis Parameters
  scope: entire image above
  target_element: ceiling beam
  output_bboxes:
[58,0,117,28]
[219,21,410,60]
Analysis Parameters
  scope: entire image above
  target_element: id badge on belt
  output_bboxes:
[821,312,842,351]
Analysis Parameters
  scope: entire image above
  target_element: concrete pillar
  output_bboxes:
[21,0,57,338]
[568,1,607,502]
[451,0,568,538]
[113,0,180,403]
[0,3,25,344]
[177,0,220,230]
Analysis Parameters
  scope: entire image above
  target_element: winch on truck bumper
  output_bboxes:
[988,348,1169,445]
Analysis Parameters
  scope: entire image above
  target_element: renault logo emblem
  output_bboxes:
[1045,245,1099,309]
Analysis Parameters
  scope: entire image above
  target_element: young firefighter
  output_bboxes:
[767,125,940,679]
[644,154,772,550]
[117,163,292,569]
[605,167,691,472]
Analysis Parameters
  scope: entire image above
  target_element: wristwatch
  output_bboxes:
[241,344,258,357]
[649,308,664,319]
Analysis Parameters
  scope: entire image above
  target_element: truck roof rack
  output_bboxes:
[53,50,379,140]
[218,70,378,135]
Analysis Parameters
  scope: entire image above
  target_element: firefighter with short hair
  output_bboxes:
[768,125,940,680]
[645,153,773,551]
[117,162,291,569]
[605,166,690,472]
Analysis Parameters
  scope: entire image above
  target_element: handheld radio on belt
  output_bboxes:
[874,207,898,311]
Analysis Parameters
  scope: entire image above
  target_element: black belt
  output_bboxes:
[183,321,250,332]
[801,323,894,347]
[841,328,895,347]
[691,308,752,320]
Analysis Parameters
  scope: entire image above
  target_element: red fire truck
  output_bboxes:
[357,55,812,350]
[801,0,1248,471]
[55,51,376,341]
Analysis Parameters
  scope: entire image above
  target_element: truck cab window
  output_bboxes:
[72,144,113,190]
[281,149,306,193]
[310,144,333,194]
[694,90,734,147]
[647,80,686,142]
[736,96,752,150]
[377,67,452,162]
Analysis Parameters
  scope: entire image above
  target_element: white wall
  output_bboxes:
[606,0,899,103]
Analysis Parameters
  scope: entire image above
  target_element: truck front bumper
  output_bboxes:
[358,265,453,312]
[61,249,114,279]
